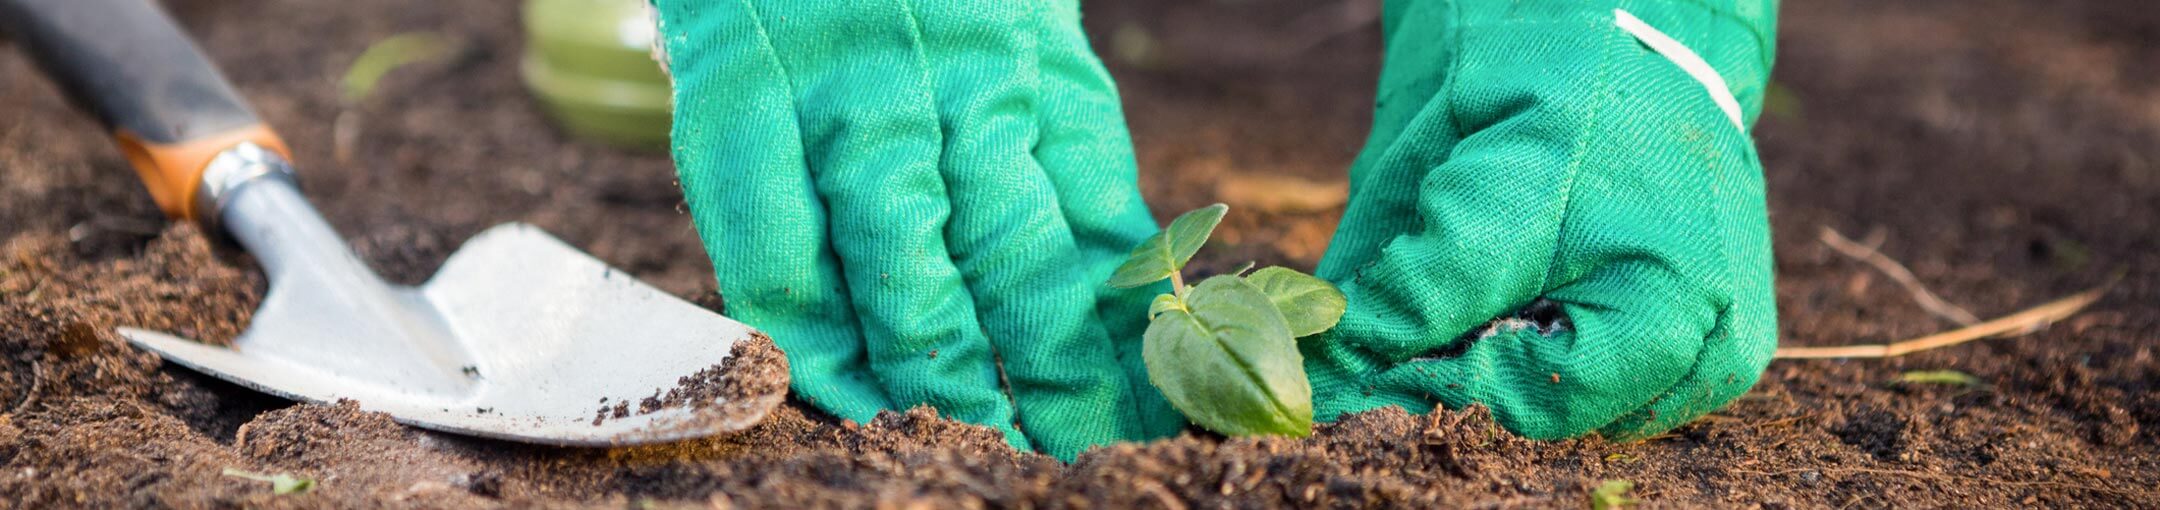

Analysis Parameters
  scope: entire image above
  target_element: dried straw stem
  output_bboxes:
[1775,284,2108,359]
[1818,226,1981,326]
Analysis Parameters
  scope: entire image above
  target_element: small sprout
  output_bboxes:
[1113,204,1344,437]
[223,468,315,495]
[1589,479,1637,509]
[341,32,451,103]
[1109,204,1226,292]
[1895,370,1983,387]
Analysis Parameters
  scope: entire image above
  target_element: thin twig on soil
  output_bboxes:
[1839,494,1885,510]
[1818,226,1981,326]
[6,361,41,417]
[1774,283,2110,359]
[1854,227,1888,252]
[333,111,363,164]
[1134,479,1188,510]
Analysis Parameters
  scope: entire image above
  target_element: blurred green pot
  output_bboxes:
[522,0,671,150]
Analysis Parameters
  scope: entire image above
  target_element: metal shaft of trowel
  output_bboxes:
[201,143,475,385]
[196,143,325,278]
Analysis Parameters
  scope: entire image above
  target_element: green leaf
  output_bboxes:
[1589,479,1636,509]
[1108,204,1229,288]
[1149,293,1182,319]
[1895,370,1983,387]
[1143,275,1312,437]
[270,474,315,495]
[223,468,316,495]
[1244,267,1346,338]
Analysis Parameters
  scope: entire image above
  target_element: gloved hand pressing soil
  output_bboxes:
[654,0,1782,457]
[1305,0,1781,440]
[648,0,1181,460]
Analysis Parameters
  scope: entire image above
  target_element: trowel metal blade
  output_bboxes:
[122,223,777,446]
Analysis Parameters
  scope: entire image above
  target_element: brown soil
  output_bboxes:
[590,334,789,440]
[640,335,787,417]
[2,0,2157,507]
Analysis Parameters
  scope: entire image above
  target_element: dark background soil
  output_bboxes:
[3,0,2157,507]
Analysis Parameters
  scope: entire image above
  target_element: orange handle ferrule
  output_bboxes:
[113,124,291,221]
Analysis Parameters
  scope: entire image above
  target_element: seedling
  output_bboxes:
[1589,479,1637,509]
[222,467,315,495]
[340,32,450,103]
[1893,370,1983,387]
[1109,204,1345,437]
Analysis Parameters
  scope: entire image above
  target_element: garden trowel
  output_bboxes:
[0,0,783,446]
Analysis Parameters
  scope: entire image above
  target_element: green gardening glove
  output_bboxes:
[649,0,1182,460]
[1306,0,1781,440]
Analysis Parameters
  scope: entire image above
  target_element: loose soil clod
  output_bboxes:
[589,333,789,440]
[637,333,786,419]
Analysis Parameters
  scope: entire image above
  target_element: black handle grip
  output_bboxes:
[0,0,260,144]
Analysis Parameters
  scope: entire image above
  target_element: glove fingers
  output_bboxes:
[1595,312,1770,441]
[1315,104,1584,367]
[912,0,1142,458]
[1312,13,1661,406]
[1315,0,1461,285]
[1031,0,1186,440]
[651,0,893,420]
[754,0,1019,446]
[1311,3,1783,441]
[1359,260,1720,439]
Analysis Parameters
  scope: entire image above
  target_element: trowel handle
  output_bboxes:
[0,0,292,222]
